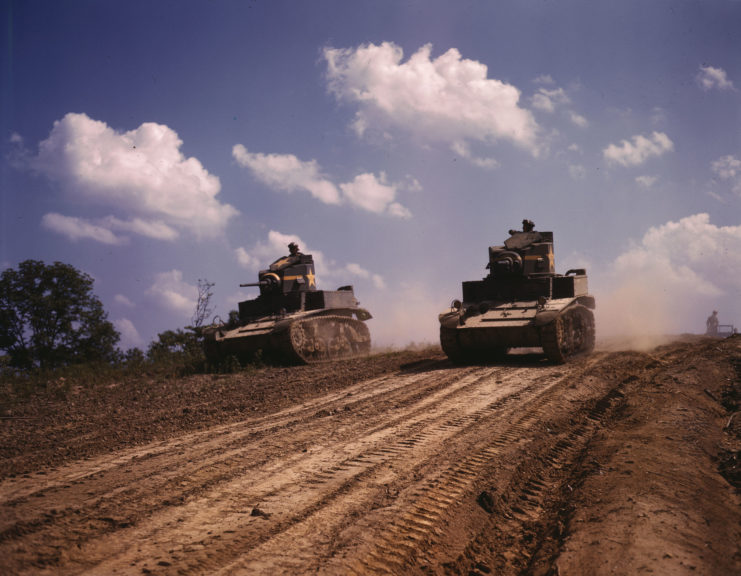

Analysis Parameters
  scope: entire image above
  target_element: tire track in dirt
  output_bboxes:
[445,353,667,575]
[73,366,537,575]
[1,363,503,573]
[1,366,456,503]
[1,365,471,539]
[1,353,631,575]
[316,355,624,574]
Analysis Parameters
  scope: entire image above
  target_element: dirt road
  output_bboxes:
[1,337,740,575]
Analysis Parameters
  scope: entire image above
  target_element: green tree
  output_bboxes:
[146,328,204,374]
[0,260,120,369]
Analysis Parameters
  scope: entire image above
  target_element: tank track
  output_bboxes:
[202,330,221,365]
[540,304,595,364]
[275,314,371,364]
[440,326,465,364]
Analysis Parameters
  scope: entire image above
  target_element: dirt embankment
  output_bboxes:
[1,337,739,575]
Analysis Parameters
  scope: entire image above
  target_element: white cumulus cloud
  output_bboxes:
[451,141,499,169]
[635,175,658,188]
[28,113,237,242]
[147,270,197,316]
[114,294,135,309]
[102,216,179,241]
[41,213,125,245]
[339,172,412,218]
[711,154,741,195]
[603,131,674,167]
[234,247,253,268]
[569,112,588,128]
[529,81,588,129]
[233,145,412,218]
[41,212,179,244]
[387,202,413,219]
[340,173,394,213]
[115,317,144,349]
[323,42,540,155]
[533,74,555,85]
[372,275,387,290]
[711,155,741,180]
[531,87,570,113]
[696,65,735,91]
[232,144,341,204]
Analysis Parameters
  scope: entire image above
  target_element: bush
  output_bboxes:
[146,328,206,376]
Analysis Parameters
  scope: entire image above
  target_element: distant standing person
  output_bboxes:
[706,310,719,335]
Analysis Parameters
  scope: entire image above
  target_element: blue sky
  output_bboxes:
[2,0,740,350]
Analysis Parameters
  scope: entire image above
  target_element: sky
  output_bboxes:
[2,0,740,351]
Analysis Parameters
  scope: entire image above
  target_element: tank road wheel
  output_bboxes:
[290,323,308,353]
[345,321,371,355]
[283,316,371,363]
[311,336,329,361]
[328,321,351,359]
[541,305,595,363]
[302,320,329,362]
[331,317,371,359]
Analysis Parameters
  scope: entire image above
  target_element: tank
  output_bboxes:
[203,244,372,364]
[439,220,596,364]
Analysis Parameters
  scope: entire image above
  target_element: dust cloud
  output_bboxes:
[591,214,741,351]
[365,282,443,349]
[593,278,680,351]
[592,271,724,352]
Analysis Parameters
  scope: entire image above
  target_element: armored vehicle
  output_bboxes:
[439,221,596,363]
[204,244,372,364]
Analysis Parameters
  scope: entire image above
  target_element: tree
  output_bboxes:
[0,260,120,369]
[191,278,215,329]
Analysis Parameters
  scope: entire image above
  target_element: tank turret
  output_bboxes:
[204,244,372,364]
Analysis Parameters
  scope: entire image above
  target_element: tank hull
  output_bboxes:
[204,309,371,365]
[439,297,595,364]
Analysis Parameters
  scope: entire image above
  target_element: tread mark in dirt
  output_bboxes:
[319,368,627,574]
[3,340,739,576]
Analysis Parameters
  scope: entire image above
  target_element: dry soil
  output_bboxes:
[1,336,739,575]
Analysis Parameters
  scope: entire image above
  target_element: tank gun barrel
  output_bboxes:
[240,272,282,289]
